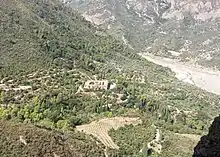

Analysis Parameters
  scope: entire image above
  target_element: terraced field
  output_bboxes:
[76,117,142,149]
[0,68,91,105]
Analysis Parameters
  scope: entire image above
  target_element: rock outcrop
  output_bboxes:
[193,115,220,157]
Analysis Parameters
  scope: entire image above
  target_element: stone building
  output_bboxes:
[84,80,109,90]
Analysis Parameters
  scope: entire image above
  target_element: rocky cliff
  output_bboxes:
[62,0,220,69]
[193,115,220,157]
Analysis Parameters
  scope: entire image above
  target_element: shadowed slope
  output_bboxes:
[0,120,105,157]
[193,115,220,157]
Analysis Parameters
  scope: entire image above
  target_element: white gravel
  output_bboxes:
[140,53,220,95]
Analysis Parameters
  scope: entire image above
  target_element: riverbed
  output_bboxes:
[139,53,220,95]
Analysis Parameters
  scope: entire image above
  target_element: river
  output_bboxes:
[139,53,220,95]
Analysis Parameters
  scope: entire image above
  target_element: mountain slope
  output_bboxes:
[0,0,131,78]
[1,0,220,156]
[0,120,105,157]
[63,0,220,69]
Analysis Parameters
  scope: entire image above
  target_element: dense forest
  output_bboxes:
[1,0,220,156]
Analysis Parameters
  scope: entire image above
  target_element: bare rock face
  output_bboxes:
[62,0,117,25]
[62,0,220,70]
[193,115,220,157]
[63,0,220,24]
[163,0,220,21]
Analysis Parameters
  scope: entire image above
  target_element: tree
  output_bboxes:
[39,118,55,129]
[69,116,83,127]
[0,91,6,103]
[107,112,113,118]
[56,120,70,130]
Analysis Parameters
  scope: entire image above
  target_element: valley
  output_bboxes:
[140,53,220,95]
[64,0,220,70]
[1,0,220,156]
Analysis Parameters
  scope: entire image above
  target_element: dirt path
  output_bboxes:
[0,84,32,91]
[76,117,142,149]
[147,125,162,154]
[139,53,220,95]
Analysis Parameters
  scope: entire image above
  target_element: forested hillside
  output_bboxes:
[0,0,220,156]
[0,0,133,78]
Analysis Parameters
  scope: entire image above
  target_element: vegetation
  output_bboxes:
[108,118,156,156]
[0,120,105,157]
[68,0,220,69]
[1,0,220,156]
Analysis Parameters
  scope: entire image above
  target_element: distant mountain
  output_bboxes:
[63,0,220,69]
